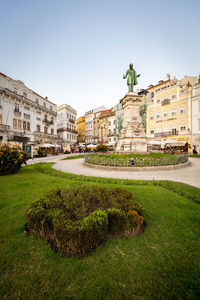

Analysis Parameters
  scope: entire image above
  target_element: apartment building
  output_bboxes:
[98,109,113,144]
[85,106,106,144]
[76,116,85,143]
[0,72,58,155]
[146,75,198,152]
[57,104,77,151]
[192,77,200,152]
[108,112,116,146]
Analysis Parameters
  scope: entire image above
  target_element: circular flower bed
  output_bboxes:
[85,153,188,167]
[26,185,145,258]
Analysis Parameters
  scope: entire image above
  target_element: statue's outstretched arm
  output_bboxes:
[123,70,128,79]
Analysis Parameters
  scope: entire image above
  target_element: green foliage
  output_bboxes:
[64,150,71,154]
[0,143,29,175]
[96,144,108,153]
[86,152,188,167]
[61,154,85,160]
[26,185,144,257]
[1,164,200,299]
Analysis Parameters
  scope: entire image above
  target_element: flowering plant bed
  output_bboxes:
[0,144,29,175]
[85,153,188,167]
[26,185,145,257]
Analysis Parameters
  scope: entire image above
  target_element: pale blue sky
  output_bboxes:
[1,0,200,117]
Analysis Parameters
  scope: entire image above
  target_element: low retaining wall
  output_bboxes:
[84,160,190,171]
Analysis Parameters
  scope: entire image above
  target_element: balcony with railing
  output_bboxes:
[161,99,170,106]
[24,113,30,119]
[154,130,179,137]
[14,109,21,116]
[69,118,75,124]
[57,127,77,134]
[42,119,53,125]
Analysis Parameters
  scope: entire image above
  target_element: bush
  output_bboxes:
[64,150,71,154]
[26,185,145,257]
[0,144,29,175]
[96,144,108,153]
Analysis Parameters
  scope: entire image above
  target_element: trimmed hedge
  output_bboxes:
[26,185,145,257]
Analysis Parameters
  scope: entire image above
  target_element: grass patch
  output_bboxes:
[0,164,200,299]
[189,154,200,158]
[61,154,85,160]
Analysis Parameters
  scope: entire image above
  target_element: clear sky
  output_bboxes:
[1,0,200,117]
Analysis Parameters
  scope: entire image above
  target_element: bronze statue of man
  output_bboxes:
[123,64,140,92]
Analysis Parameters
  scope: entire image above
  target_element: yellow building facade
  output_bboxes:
[147,76,197,152]
[76,116,85,143]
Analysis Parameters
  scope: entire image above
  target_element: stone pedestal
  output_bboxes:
[115,92,147,153]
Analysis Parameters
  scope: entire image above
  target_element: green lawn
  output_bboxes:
[61,154,85,160]
[0,164,200,299]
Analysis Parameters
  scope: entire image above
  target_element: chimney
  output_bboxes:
[45,96,48,100]
[166,74,170,80]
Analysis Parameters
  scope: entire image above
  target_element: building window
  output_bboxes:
[172,94,176,99]
[172,128,177,135]
[51,128,54,135]
[37,125,40,132]
[172,110,177,116]
[23,92,27,98]
[43,102,46,108]
[36,98,39,105]
[156,113,161,119]
[164,111,168,117]
[18,120,22,129]
[198,119,200,131]
[23,121,26,130]
[0,115,2,124]
[150,129,154,134]
[44,127,48,134]
[180,125,186,131]
[50,106,52,112]
[157,99,160,104]
[13,119,17,128]
[15,104,19,112]
[51,117,54,124]
[180,107,186,114]
[27,122,30,130]
[13,89,18,94]
[150,114,154,120]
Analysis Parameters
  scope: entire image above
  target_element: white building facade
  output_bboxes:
[108,113,116,146]
[57,104,77,151]
[0,72,59,156]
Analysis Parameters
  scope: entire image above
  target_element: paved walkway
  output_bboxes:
[26,155,200,189]
[52,157,200,189]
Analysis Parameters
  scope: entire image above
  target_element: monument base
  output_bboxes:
[115,92,147,153]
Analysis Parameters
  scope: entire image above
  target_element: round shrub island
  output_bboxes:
[26,185,145,257]
[85,152,188,168]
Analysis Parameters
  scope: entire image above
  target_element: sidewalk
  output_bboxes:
[52,157,200,189]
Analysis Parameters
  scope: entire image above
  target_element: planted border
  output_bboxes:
[85,153,188,167]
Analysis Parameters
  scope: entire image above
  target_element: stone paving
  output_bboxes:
[53,157,200,189]
[26,155,200,189]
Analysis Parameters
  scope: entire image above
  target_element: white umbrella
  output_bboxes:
[164,139,186,146]
[54,144,61,147]
[40,143,53,147]
[148,140,166,146]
